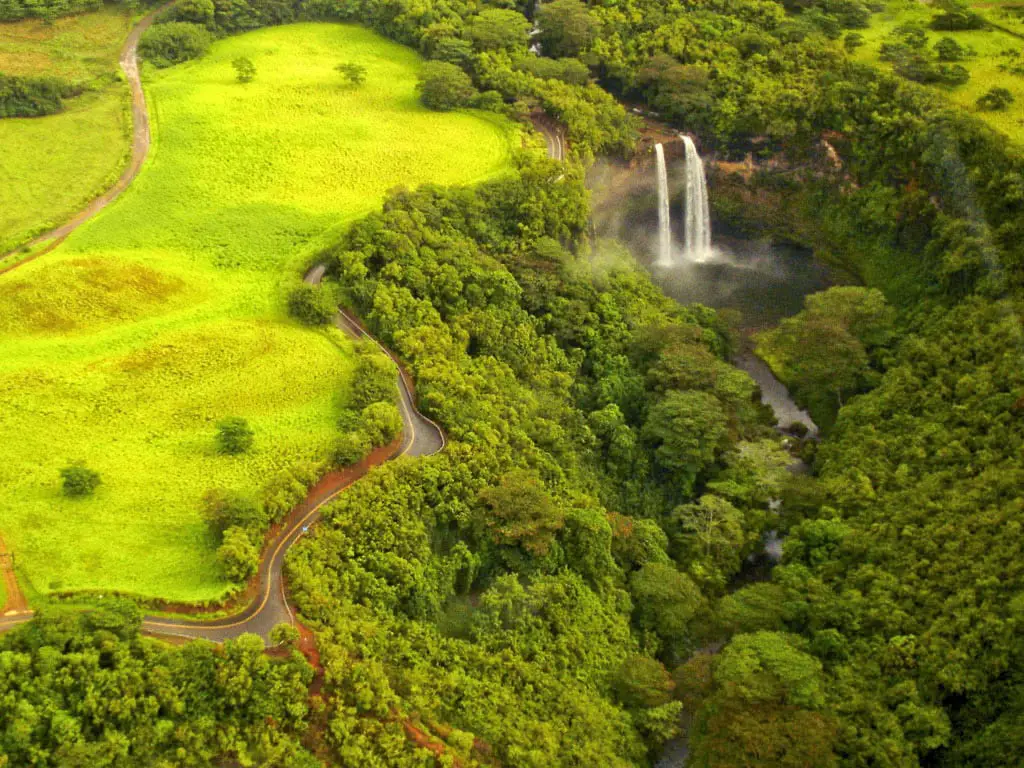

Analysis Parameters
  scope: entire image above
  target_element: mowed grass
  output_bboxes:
[853,1,1024,143]
[0,7,132,253]
[0,23,516,602]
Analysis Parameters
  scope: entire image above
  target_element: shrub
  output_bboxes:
[351,349,396,409]
[216,417,254,454]
[270,623,301,647]
[139,22,212,68]
[60,462,101,497]
[977,86,1015,111]
[843,32,865,52]
[361,402,403,446]
[934,36,969,62]
[217,526,259,581]
[336,62,366,86]
[287,284,335,325]
[333,430,373,465]
[232,56,256,83]
[0,74,81,118]
[261,461,321,520]
[930,8,985,31]
[417,61,478,111]
[202,488,267,534]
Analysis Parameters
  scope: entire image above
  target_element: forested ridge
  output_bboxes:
[3,0,1023,766]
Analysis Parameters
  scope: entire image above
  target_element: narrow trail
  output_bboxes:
[0,2,167,276]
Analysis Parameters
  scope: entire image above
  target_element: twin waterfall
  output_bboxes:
[654,136,712,266]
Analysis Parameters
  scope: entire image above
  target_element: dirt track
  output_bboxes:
[0,2,166,276]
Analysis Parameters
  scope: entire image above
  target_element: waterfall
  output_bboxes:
[655,143,672,267]
[682,135,712,263]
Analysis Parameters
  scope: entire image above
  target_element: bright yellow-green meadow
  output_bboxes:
[853,1,1024,144]
[0,7,133,254]
[0,22,517,601]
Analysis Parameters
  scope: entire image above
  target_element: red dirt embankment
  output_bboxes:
[0,534,29,614]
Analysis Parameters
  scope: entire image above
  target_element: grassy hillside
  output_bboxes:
[0,22,517,602]
[853,1,1024,143]
[0,7,133,253]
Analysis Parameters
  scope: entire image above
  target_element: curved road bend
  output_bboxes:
[533,114,566,161]
[139,266,444,643]
[1,103,562,641]
[0,2,168,276]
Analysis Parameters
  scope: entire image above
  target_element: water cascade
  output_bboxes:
[681,135,712,263]
[655,143,672,267]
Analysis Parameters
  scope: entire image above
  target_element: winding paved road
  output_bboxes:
[0,32,563,639]
[0,267,446,642]
[141,266,445,642]
[533,113,566,161]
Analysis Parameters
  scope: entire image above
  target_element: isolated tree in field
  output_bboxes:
[977,86,1015,111]
[336,61,366,87]
[216,417,254,454]
[417,61,478,110]
[60,461,101,497]
[232,56,256,83]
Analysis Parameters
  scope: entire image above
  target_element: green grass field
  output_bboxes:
[0,7,133,254]
[0,22,517,602]
[853,1,1024,144]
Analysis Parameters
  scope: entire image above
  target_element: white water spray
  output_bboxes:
[681,135,712,263]
[655,143,672,267]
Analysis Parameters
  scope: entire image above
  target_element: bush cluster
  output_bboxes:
[139,21,213,68]
[0,73,81,118]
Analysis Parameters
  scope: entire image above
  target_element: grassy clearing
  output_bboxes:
[0,6,131,81]
[853,1,1024,143]
[0,89,130,254]
[0,7,133,253]
[0,23,516,602]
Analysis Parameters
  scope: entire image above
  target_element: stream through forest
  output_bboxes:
[644,236,834,767]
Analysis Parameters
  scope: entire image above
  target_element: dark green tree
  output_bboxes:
[536,0,601,58]
[336,61,367,86]
[216,416,255,454]
[60,461,101,497]
[416,61,478,110]
[232,56,256,83]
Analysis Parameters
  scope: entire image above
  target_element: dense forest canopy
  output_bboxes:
[3,0,1023,765]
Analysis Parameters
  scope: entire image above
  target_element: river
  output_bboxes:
[646,236,827,768]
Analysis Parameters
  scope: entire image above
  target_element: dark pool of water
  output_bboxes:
[643,235,838,329]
